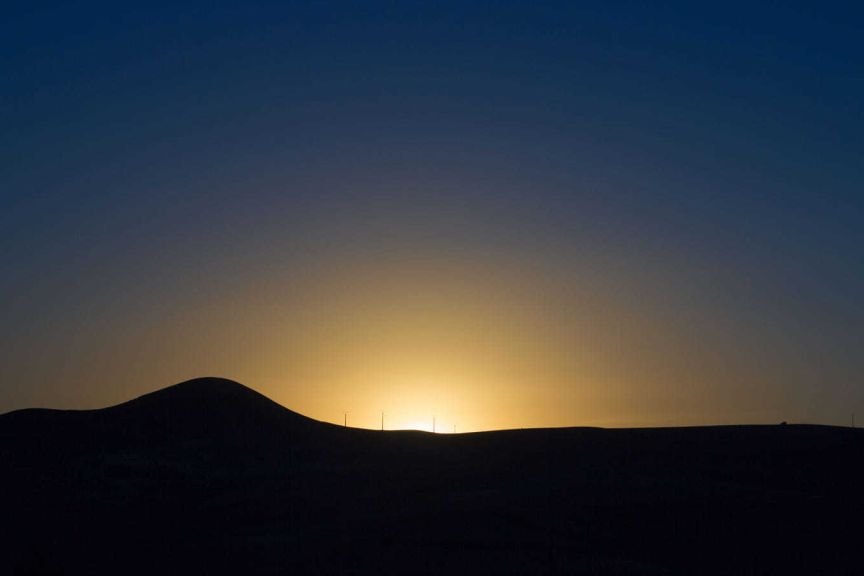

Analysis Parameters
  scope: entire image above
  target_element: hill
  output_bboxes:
[2,378,862,575]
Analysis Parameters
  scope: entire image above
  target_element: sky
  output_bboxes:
[2,1,862,431]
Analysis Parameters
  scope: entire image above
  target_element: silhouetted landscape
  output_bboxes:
[2,377,861,575]
[5,1,863,573]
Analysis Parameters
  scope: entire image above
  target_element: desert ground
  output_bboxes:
[2,378,861,575]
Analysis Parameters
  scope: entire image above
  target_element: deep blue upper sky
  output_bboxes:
[1,1,862,427]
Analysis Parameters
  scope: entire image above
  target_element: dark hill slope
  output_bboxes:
[103,376,291,420]
[1,377,338,456]
[95,376,330,444]
[2,379,863,575]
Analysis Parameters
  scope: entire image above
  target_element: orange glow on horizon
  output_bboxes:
[1,249,812,430]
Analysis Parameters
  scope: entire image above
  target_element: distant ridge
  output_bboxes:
[123,376,270,403]
[106,377,291,417]
[2,378,863,575]
[0,377,328,449]
[93,377,324,440]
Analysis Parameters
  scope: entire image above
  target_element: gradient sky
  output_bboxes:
[2,1,862,431]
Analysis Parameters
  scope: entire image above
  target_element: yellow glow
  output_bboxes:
[2,247,800,430]
[402,419,434,432]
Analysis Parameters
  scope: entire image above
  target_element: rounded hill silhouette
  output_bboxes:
[119,376,278,407]
[97,377,323,444]
[106,376,292,419]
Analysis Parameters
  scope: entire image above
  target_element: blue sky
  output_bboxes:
[1,1,862,428]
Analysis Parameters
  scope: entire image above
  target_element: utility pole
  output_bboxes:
[344,412,347,427]
[381,411,384,431]
[433,416,436,433]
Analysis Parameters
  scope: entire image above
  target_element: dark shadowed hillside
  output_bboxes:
[2,378,862,575]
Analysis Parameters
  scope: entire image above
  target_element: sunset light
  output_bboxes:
[1,3,861,432]
[3,3,862,574]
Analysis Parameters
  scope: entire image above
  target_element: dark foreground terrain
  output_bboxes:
[2,378,862,575]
